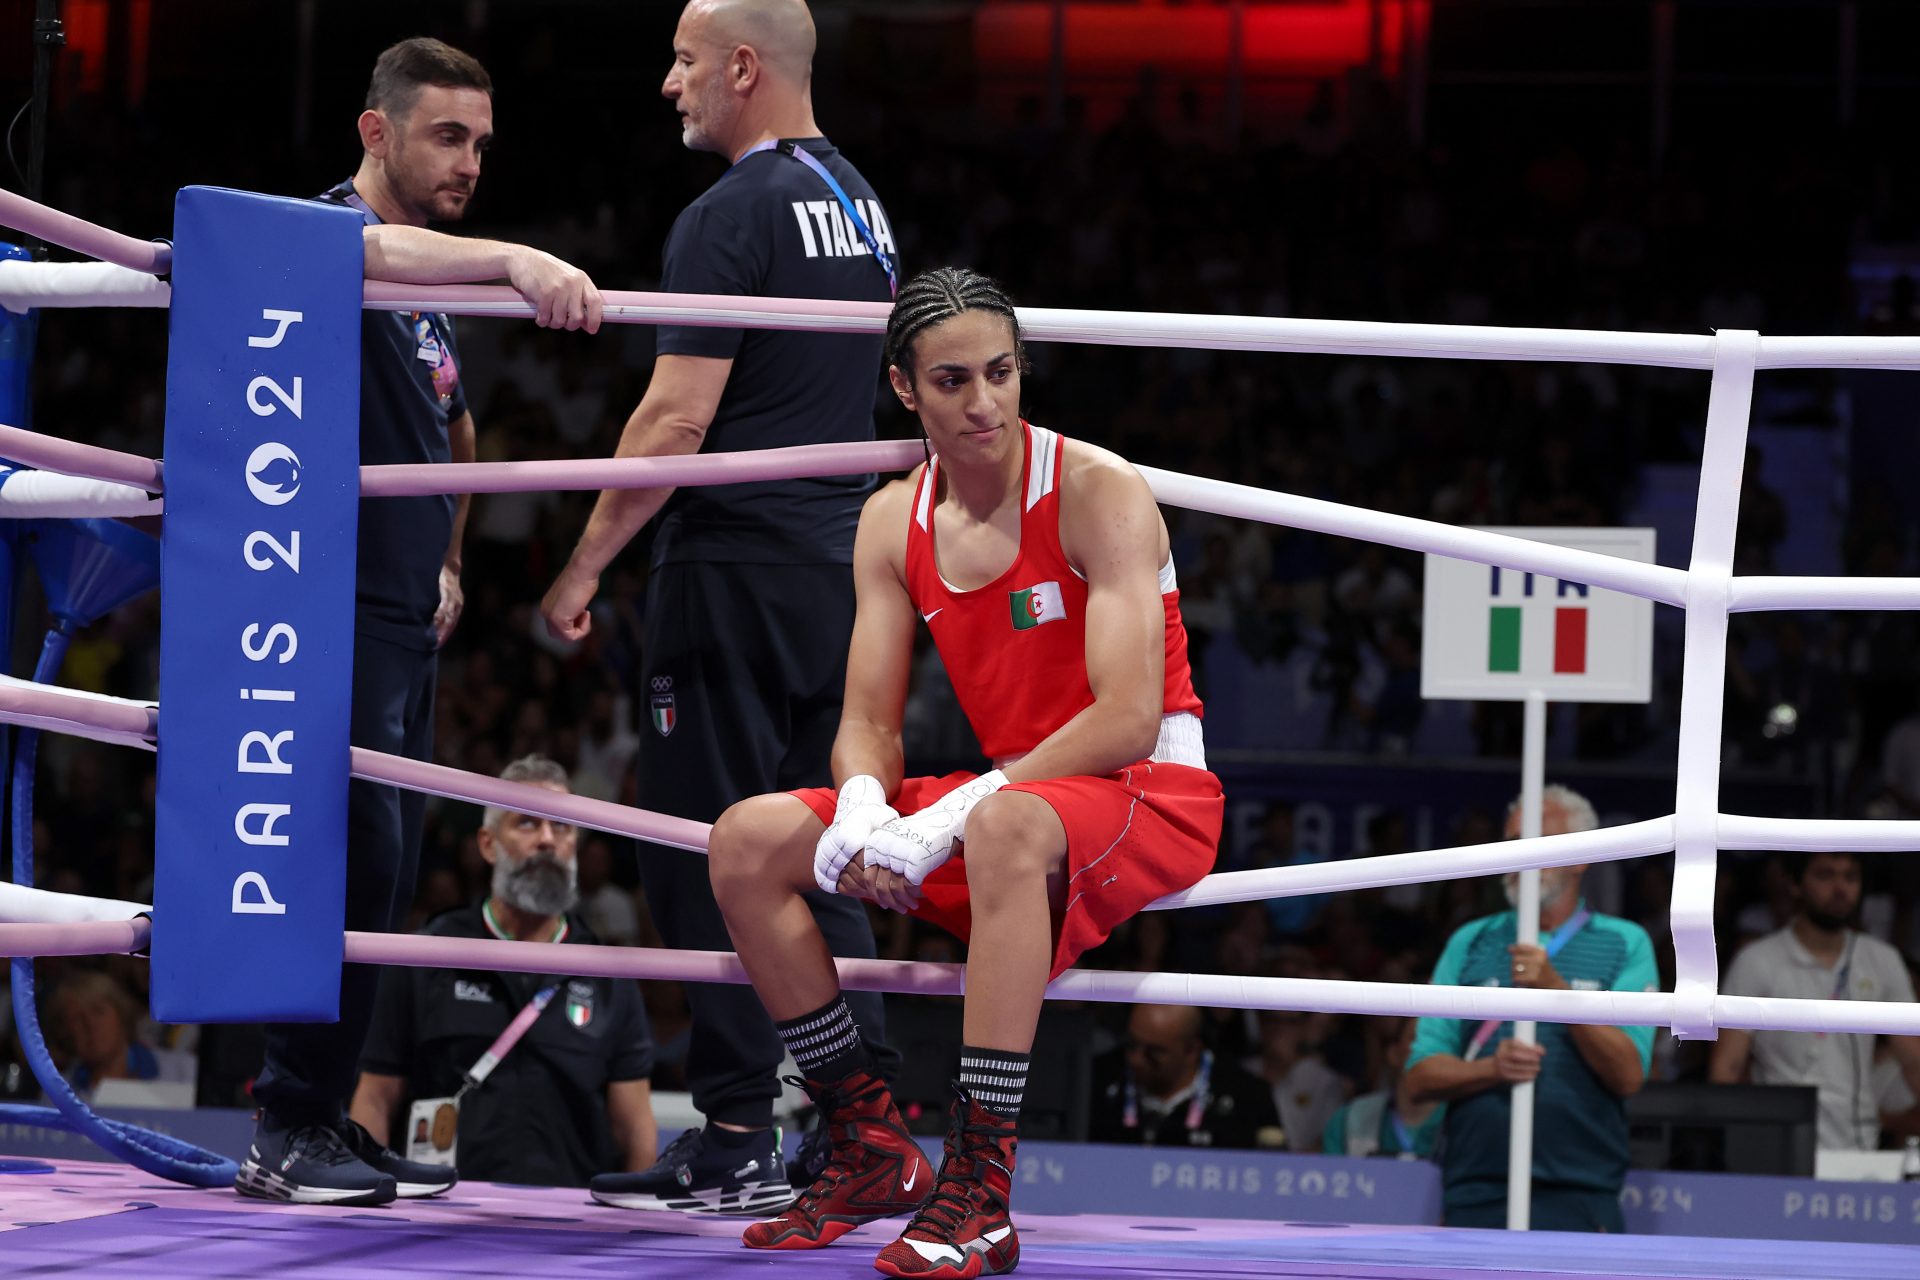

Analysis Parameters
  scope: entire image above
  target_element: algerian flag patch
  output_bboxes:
[1010,581,1066,630]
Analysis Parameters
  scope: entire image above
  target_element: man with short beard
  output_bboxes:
[1403,785,1658,1231]
[349,756,660,1189]
[238,36,603,1208]
[1712,851,1920,1150]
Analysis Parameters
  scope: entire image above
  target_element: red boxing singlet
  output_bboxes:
[903,422,1203,763]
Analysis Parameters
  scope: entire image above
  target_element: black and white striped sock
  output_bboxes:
[775,996,869,1083]
[959,1046,1029,1119]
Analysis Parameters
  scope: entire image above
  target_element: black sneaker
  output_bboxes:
[589,1124,790,1214]
[337,1118,457,1199]
[787,1110,831,1188]
[235,1112,397,1206]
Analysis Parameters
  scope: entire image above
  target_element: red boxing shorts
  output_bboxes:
[791,759,1223,979]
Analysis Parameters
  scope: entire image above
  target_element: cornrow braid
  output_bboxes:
[884,266,1027,386]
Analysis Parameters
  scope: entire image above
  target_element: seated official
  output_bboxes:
[1089,1004,1282,1149]
[1322,1016,1443,1159]
[1403,786,1656,1232]
[349,755,658,1187]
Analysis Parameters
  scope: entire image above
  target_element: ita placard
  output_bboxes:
[1421,528,1655,704]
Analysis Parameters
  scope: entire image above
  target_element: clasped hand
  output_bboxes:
[829,805,953,915]
[818,773,1007,914]
[836,850,924,915]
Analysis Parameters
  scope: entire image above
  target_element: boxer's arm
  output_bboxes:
[832,481,916,797]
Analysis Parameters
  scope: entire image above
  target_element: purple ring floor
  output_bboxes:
[4,1160,1916,1279]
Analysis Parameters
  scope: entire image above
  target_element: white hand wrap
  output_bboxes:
[865,770,1009,887]
[813,774,897,894]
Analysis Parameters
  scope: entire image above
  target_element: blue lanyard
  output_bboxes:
[1388,1107,1415,1153]
[1464,906,1592,1061]
[1830,934,1855,1000]
[1540,906,1592,959]
[740,139,897,298]
[1815,934,1856,1039]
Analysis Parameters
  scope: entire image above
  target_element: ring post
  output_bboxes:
[1507,690,1546,1231]
[151,188,361,1022]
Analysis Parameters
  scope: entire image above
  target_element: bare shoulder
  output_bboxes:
[863,467,922,521]
[1056,436,1166,570]
[1058,435,1155,510]
[855,467,921,570]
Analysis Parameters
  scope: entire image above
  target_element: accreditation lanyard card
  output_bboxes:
[407,982,560,1168]
[406,1097,459,1168]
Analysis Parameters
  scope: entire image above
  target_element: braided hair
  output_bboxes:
[883,266,1027,387]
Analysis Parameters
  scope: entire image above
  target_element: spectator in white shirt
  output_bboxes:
[1711,852,1920,1150]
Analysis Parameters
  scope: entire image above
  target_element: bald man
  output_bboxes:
[1088,1004,1281,1150]
[543,1,902,1214]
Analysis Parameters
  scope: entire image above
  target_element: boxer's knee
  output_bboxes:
[710,793,821,911]
[962,790,1065,894]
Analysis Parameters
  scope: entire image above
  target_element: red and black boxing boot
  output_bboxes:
[742,1069,933,1250]
[873,1086,1020,1279]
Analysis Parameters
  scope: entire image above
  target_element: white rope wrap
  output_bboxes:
[0,260,170,313]
[0,467,162,517]
[0,880,148,924]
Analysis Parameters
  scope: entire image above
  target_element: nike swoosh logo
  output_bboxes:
[921,609,943,623]
[903,1168,918,1191]
[907,1233,1006,1265]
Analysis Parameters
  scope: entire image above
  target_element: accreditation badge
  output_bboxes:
[406,1096,460,1168]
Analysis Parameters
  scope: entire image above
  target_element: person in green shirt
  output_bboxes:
[1402,786,1658,1231]
[1321,1016,1444,1158]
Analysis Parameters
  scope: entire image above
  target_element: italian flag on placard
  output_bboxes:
[1488,606,1589,674]
[1010,580,1065,630]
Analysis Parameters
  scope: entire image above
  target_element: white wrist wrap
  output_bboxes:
[865,770,1009,887]
[812,774,894,894]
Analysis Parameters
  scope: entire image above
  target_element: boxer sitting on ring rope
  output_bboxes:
[694,267,1221,1277]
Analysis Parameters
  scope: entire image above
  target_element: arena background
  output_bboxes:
[2,0,1919,1163]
